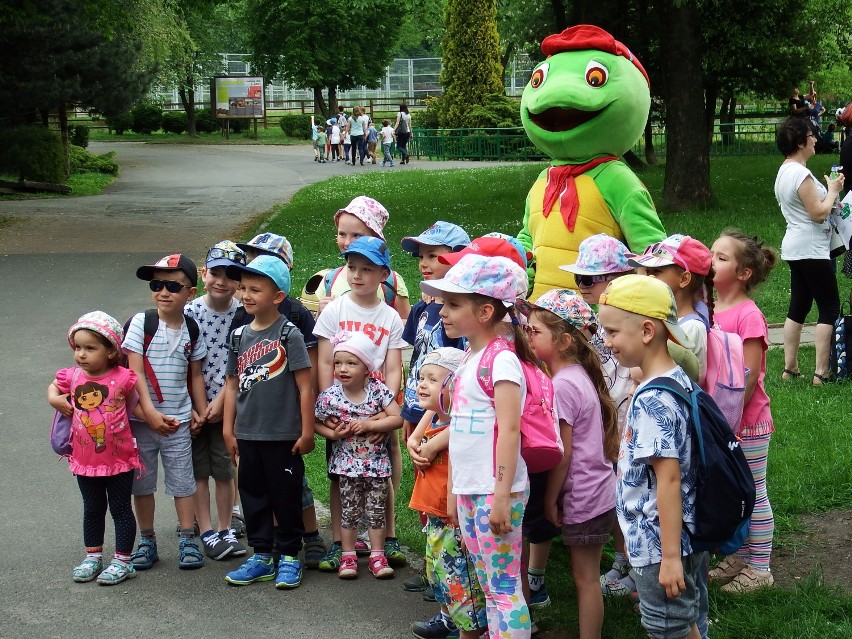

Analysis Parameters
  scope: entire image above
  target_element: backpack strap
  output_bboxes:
[141,309,163,404]
[475,338,513,398]
[636,376,707,470]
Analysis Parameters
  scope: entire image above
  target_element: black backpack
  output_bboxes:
[122,309,200,404]
[637,377,756,555]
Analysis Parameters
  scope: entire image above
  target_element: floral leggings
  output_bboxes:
[457,490,530,639]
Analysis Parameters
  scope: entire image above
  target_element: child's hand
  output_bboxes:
[489,494,513,536]
[351,419,371,435]
[406,437,429,470]
[190,409,206,435]
[659,556,686,598]
[366,432,387,444]
[292,435,315,455]
[148,412,179,436]
[206,395,224,423]
[224,432,239,465]
[544,501,560,529]
[49,394,73,417]
[447,492,459,527]
[335,420,353,439]
[420,439,439,464]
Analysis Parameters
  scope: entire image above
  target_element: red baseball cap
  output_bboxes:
[438,235,527,269]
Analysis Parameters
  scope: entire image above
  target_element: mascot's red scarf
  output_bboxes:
[543,156,617,231]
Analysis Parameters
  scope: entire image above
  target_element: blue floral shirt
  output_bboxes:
[616,366,697,568]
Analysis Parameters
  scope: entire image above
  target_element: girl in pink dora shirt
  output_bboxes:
[516,290,619,639]
[48,312,152,586]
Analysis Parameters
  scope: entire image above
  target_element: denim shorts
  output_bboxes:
[561,508,616,546]
[131,420,196,498]
[630,552,703,639]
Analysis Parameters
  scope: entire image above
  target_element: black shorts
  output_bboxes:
[522,471,561,544]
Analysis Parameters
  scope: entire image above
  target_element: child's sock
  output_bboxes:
[114,551,132,565]
[140,528,156,542]
[528,566,546,591]
[370,549,384,558]
[178,528,196,540]
[232,505,241,516]
[342,551,357,559]
[85,546,103,560]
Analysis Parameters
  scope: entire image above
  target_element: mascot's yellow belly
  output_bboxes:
[528,173,624,301]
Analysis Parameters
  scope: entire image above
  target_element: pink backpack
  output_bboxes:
[476,338,564,473]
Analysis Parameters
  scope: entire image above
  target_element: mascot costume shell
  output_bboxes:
[517,25,666,300]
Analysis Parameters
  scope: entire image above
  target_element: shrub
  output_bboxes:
[106,112,133,135]
[69,145,119,175]
[70,125,90,148]
[194,108,219,134]
[464,93,522,128]
[130,103,162,134]
[229,118,250,133]
[161,111,188,135]
[279,114,313,139]
[0,125,66,182]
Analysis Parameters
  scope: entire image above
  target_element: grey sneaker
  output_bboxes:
[201,532,233,560]
[221,529,247,557]
[230,513,246,538]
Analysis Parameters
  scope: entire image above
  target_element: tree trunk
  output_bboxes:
[328,86,338,115]
[313,87,328,119]
[500,42,515,90]
[644,119,658,166]
[720,92,736,148]
[660,0,713,210]
[179,85,197,137]
[704,83,718,147]
[58,102,70,178]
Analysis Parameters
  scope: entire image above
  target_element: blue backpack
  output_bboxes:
[638,377,756,555]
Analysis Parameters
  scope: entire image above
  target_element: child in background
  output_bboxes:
[709,230,779,593]
[313,236,407,572]
[184,241,248,561]
[49,312,149,585]
[311,120,320,161]
[124,254,208,571]
[629,235,714,386]
[222,256,315,589]
[407,347,486,639]
[316,126,328,163]
[380,119,395,167]
[366,118,378,164]
[330,119,341,162]
[315,331,403,579]
[400,221,471,441]
[420,254,533,639]
[517,291,618,639]
[597,275,704,639]
[559,233,634,308]
[343,129,352,164]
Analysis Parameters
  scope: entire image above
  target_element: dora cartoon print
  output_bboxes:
[73,382,128,453]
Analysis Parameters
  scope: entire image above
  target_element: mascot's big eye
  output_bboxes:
[585,61,608,88]
[530,63,549,89]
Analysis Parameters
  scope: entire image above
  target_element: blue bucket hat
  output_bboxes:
[401,221,471,255]
[225,255,291,294]
[342,236,392,270]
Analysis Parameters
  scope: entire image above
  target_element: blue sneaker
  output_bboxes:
[530,584,551,608]
[130,538,159,570]
[275,555,303,589]
[225,555,276,585]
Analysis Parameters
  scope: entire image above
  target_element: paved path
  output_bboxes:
[0,143,495,639]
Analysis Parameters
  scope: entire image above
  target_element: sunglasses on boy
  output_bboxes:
[149,280,193,293]
[207,247,247,264]
[574,273,618,287]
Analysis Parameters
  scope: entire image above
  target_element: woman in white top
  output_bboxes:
[393,104,412,164]
[774,116,844,384]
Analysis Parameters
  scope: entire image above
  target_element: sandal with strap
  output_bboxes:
[813,372,834,386]
[782,369,802,380]
[178,538,205,570]
[96,560,137,586]
[72,557,103,583]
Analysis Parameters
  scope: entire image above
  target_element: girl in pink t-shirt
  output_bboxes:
[48,311,145,586]
[709,230,780,593]
[516,290,618,639]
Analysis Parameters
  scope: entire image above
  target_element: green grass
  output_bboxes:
[88,127,305,145]
[265,156,851,638]
[0,171,116,199]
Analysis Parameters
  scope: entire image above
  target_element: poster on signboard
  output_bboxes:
[212,77,265,118]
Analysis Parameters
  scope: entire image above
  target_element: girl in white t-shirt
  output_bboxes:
[516,290,618,639]
[420,253,533,639]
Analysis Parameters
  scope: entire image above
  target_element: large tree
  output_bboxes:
[242,0,403,118]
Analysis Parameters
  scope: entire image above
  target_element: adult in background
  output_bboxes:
[788,87,808,118]
[774,116,843,384]
[394,104,412,165]
[347,106,369,166]
[839,135,852,299]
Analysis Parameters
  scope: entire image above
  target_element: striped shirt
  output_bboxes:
[123,312,208,421]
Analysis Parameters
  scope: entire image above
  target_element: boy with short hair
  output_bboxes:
[184,241,248,560]
[380,119,395,167]
[222,256,315,589]
[124,254,209,570]
[597,274,703,639]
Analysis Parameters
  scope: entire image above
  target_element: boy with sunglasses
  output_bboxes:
[184,241,249,561]
[123,253,209,571]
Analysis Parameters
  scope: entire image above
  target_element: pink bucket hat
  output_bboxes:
[420,254,528,306]
[559,233,633,276]
[515,289,598,338]
[331,330,380,372]
[333,196,389,240]
[68,311,124,349]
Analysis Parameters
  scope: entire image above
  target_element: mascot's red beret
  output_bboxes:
[541,24,650,87]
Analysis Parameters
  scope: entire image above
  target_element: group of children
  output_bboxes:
[50,193,780,639]
[312,107,400,167]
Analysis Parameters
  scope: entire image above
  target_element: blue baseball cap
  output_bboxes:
[401,221,471,255]
[225,255,291,294]
[205,240,247,269]
[342,236,392,270]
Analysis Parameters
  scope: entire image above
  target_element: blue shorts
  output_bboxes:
[630,552,704,639]
[131,420,196,498]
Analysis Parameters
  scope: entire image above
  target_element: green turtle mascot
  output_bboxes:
[517,24,666,300]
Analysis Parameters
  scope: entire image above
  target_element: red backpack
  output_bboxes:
[476,338,564,473]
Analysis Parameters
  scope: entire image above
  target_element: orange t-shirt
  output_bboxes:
[408,421,450,519]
